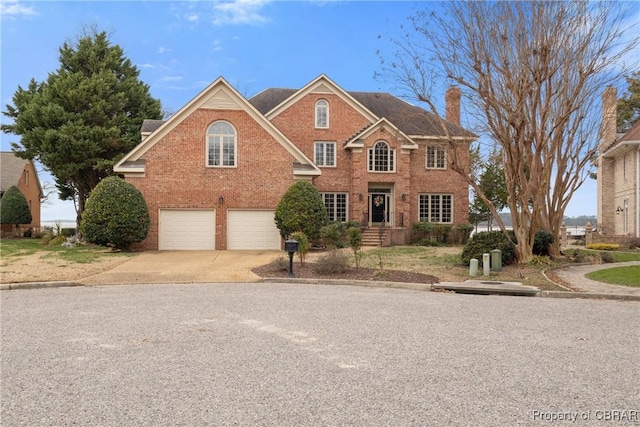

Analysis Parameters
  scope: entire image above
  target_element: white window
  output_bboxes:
[321,193,348,222]
[426,146,446,169]
[315,99,329,128]
[368,141,395,172]
[314,141,336,167]
[419,194,453,223]
[207,121,236,167]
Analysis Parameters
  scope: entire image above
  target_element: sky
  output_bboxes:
[1,0,638,223]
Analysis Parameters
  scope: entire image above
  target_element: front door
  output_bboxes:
[371,193,388,223]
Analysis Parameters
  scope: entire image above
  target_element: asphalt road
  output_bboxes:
[2,283,639,426]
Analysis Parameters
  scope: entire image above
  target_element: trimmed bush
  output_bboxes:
[0,185,32,229]
[453,224,474,244]
[586,243,620,251]
[461,231,517,265]
[80,176,150,250]
[600,252,615,264]
[275,181,328,241]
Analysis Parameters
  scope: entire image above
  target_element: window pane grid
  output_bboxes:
[368,141,394,172]
[207,122,236,167]
[419,194,453,223]
[314,142,336,167]
[322,193,348,222]
[427,146,446,169]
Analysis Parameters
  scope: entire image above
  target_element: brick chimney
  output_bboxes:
[445,86,461,126]
[601,86,617,151]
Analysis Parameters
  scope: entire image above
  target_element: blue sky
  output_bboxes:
[1,0,637,222]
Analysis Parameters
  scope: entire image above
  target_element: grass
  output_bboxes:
[586,265,640,287]
[0,237,133,265]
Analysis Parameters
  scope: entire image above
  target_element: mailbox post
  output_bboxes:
[284,239,299,277]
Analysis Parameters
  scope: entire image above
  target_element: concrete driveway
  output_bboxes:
[79,250,282,286]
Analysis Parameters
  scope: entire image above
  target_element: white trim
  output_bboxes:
[418,193,454,224]
[314,141,337,168]
[206,120,237,168]
[265,74,378,123]
[345,118,418,150]
[114,77,320,177]
[315,99,329,129]
[426,145,447,170]
[367,140,396,173]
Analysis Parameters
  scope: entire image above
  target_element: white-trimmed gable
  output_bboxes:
[344,118,418,152]
[114,77,320,177]
[265,74,378,123]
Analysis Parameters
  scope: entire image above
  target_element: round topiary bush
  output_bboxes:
[461,231,517,265]
[80,176,150,250]
[533,229,554,256]
[274,181,328,241]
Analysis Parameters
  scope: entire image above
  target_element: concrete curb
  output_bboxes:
[0,281,83,291]
[2,278,638,302]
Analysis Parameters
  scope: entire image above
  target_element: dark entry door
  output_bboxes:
[371,193,387,223]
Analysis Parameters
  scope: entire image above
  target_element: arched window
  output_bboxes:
[207,121,236,167]
[315,99,329,128]
[368,141,395,172]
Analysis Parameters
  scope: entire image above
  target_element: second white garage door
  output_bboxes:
[227,210,281,250]
[159,209,215,250]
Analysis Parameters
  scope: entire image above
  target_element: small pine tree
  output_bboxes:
[80,176,150,250]
[274,181,328,241]
[0,186,32,234]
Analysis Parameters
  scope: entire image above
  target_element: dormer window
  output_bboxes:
[315,99,328,128]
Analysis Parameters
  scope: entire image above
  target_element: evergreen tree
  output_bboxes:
[0,186,32,233]
[617,71,640,132]
[1,29,162,228]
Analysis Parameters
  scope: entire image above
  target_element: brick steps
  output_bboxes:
[361,227,389,247]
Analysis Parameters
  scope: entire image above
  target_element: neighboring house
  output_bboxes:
[115,74,476,250]
[596,87,640,240]
[0,151,43,235]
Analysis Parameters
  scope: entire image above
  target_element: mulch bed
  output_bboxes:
[252,263,439,284]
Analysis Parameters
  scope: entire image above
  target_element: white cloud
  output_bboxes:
[187,13,199,23]
[140,63,156,69]
[211,0,270,26]
[213,39,223,52]
[0,0,36,19]
[158,76,183,83]
[158,46,170,54]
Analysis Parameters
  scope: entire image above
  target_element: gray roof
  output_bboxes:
[1,151,29,193]
[140,88,476,139]
[249,88,476,138]
[141,119,165,133]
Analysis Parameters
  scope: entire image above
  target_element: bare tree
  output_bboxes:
[380,1,638,261]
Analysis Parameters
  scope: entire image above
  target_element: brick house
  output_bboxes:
[0,151,43,236]
[115,75,475,250]
[596,87,640,239]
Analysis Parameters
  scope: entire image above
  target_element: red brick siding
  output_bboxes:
[127,109,297,250]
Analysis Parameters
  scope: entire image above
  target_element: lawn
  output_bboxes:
[586,265,640,287]
[562,247,640,263]
[0,237,132,265]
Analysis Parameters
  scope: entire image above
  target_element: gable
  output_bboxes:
[0,152,43,197]
[248,75,476,140]
[262,74,378,124]
[344,118,418,151]
[114,77,320,177]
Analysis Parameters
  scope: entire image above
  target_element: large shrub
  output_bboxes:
[274,181,328,241]
[461,231,517,265]
[0,185,32,229]
[80,176,150,250]
[532,230,554,256]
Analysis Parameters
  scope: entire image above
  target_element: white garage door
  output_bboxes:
[159,209,215,250]
[227,210,281,250]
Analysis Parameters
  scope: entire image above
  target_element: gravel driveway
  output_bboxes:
[2,283,639,426]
